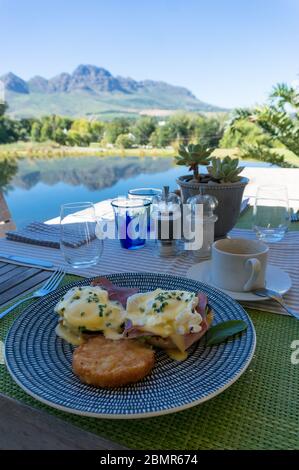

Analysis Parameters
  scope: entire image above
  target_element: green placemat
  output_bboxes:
[1,275,299,450]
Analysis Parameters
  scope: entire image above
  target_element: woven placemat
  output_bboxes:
[1,275,299,450]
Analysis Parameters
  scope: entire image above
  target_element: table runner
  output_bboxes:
[0,275,299,449]
[0,229,298,316]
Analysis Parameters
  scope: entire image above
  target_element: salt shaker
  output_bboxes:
[152,186,182,257]
[186,194,218,259]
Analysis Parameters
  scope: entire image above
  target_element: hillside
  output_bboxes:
[0,65,225,119]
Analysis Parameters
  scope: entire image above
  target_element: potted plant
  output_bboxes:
[175,144,248,238]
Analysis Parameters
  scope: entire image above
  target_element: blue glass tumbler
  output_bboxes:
[111,197,151,250]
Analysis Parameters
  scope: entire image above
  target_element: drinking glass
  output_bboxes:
[128,188,162,232]
[60,202,103,268]
[128,188,162,201]
[253,185,289,242]
[111,197,150,249]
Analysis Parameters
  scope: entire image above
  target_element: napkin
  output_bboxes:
[6,221,95,249]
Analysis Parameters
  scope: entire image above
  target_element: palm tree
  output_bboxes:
[229,83,299,158]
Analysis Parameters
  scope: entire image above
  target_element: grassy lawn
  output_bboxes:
[0,141,174,159]
[0,141,298,167]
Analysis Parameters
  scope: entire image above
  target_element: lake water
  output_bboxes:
[1,155,274,229]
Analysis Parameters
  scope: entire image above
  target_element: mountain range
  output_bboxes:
[0,64,225,119]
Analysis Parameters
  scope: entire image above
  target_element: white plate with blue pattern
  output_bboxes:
[5,273,256,419]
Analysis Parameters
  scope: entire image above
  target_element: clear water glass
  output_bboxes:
[128,188,162,200]
[111,197,150,250]
[253,185,289,242]
[60,202,103,268]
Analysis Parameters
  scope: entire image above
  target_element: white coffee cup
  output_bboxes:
[211,238,268,292]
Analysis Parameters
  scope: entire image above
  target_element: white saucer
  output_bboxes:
[186,260,292,301]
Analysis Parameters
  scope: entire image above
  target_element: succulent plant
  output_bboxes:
[175,143,213,181]
[207,156,244,183]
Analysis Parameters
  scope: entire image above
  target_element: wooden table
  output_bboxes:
[0,261,125,450]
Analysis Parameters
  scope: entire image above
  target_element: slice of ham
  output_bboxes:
[182,318,210,350]
[197,292,208,318]
[91,277,139,308]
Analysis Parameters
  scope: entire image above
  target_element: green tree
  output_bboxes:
[104,118,131,144]
[67,119,92,146]
[90,121,105,142]
[31,121,42,142]
[36,115,73,143]
[220,119,274,148]
[240,144,293,168]
[115,133,134,149]
[149,124,173,147]
[56,116,73,131]
[229,83,299,157]
[40,120,53,141]
[0,102,19,144]
[66,131,84,146]
[70,118,91,135]
[167,113,195,144]
[53,128,67,145]
[0,102,8,117]
[0,117,19,143]
[132,117,157,145]
[194,117,224,148]
[14,118,32,141]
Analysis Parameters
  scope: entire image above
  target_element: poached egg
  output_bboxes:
[54,285,126,345]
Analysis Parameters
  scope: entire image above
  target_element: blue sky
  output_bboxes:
[1,0,298,108]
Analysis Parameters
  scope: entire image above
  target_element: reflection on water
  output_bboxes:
[9,156,173,191]
[0,159,18,188]
[1,155,277,229]
[3,156,184,228]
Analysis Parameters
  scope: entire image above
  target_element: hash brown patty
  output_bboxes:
[72,336,155,388]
